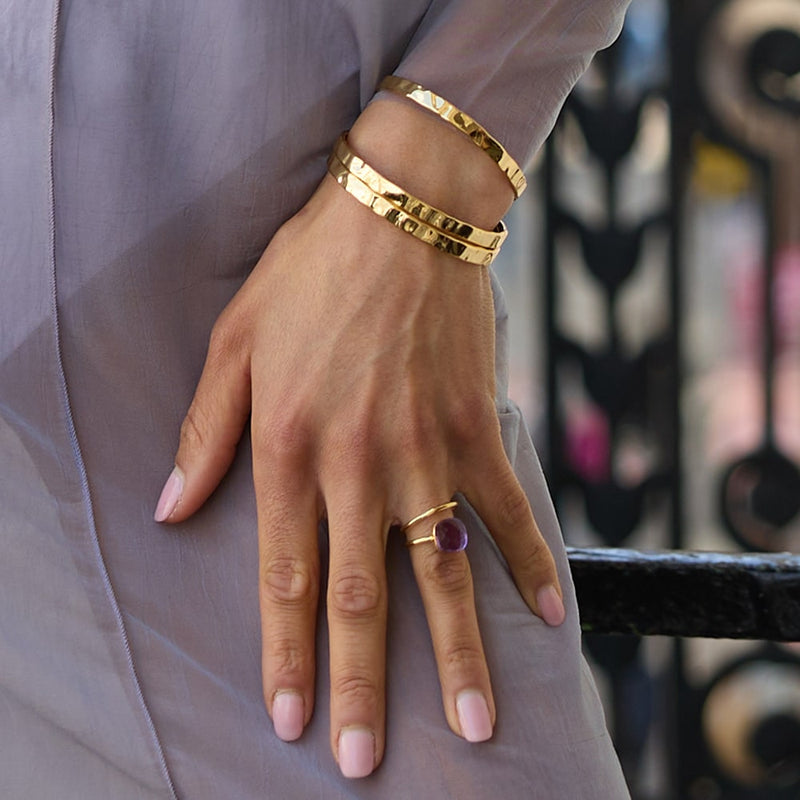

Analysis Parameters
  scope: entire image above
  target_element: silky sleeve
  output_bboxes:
[392,0,630,170]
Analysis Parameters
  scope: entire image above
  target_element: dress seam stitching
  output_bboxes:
[46,3,179,797]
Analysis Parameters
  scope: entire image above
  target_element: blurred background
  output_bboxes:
[492,0,800,797]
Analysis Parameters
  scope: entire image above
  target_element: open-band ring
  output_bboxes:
[401,501,458,532]
[402,501,468,553]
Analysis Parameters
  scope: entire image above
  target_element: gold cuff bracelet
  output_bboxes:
[379,75,527,199]
[333,134,507,251]
[327,152,498,266]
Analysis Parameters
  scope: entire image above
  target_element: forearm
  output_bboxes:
[347,0,631,250]
[392,0,631,167]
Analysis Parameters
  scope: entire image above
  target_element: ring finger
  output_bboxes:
[403,495,495,743]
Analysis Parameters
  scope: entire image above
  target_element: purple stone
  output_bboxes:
[433,518,468,552]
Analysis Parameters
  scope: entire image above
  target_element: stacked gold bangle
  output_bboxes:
[327,152,498,266]
[332,135,507,251]
[327,77,524,266]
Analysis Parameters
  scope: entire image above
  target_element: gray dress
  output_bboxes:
[0,0,631,797]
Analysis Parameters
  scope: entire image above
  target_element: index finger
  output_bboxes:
[254,435,320,743]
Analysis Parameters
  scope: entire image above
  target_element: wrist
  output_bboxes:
[347,96,515,231]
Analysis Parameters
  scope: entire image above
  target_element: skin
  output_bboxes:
[155,97,564,777]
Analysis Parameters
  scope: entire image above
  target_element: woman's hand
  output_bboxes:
[154,99,564,778]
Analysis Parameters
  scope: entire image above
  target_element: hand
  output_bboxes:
[154,99,564,778]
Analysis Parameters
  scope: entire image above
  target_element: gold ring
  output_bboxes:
[404,506,468,553]
[401,501,458,532]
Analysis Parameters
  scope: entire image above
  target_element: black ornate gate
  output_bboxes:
[540,1,800,797]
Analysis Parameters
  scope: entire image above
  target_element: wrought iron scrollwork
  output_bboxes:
[544,0,800,796]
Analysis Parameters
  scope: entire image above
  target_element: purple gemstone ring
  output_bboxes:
[405,517,468,553]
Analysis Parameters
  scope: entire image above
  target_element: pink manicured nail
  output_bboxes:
[456,690,493,743]
[537,584,566,627]
[154,467,183,522]
[273,691,305,742]
[338,727,375,778]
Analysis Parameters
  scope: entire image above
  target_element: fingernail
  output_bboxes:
[456,690,493,743]
[537,584,566,627]
[338,727,375,778]
[154,467,183,522]
[273,691,305,742]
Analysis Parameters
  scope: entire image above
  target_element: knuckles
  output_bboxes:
[330,672,381,708]
[263,637,309,679]
[394,403,438,455]
[261,555,316,607]
[490,472,555,575]
[250,380,497,476]
[179,400,213,455]
[440,638,486,674]
[420,552,472,596]
[253,409,314,468]
[495,476,534,531]
[323,417,376,472]
[446,392,496,448]
[383,389,497,468]
[514,534,552,578]
[206,308,250,368]
[328,568,385,620]
[177,312,252,457]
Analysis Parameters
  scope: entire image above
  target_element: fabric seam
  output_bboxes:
[46,3,179,798]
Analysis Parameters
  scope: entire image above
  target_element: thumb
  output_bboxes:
[154,327,252,523]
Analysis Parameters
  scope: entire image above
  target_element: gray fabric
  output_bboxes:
[0,0,630,797]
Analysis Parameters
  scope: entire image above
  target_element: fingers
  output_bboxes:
[404,501,495,743]
[325,484,388,779]
[154,316,251,523]
[466,457,565,627]
[256,455,320,744]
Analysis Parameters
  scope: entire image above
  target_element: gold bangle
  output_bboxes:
[327,153,498,266]
[378,76,527,199]
[333,134,507,251]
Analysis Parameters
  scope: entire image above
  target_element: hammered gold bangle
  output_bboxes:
[378,75,527,199]
[333,134,507,251]
[327,153,497,266]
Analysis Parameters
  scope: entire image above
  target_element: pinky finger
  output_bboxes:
[466,461,565,627]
